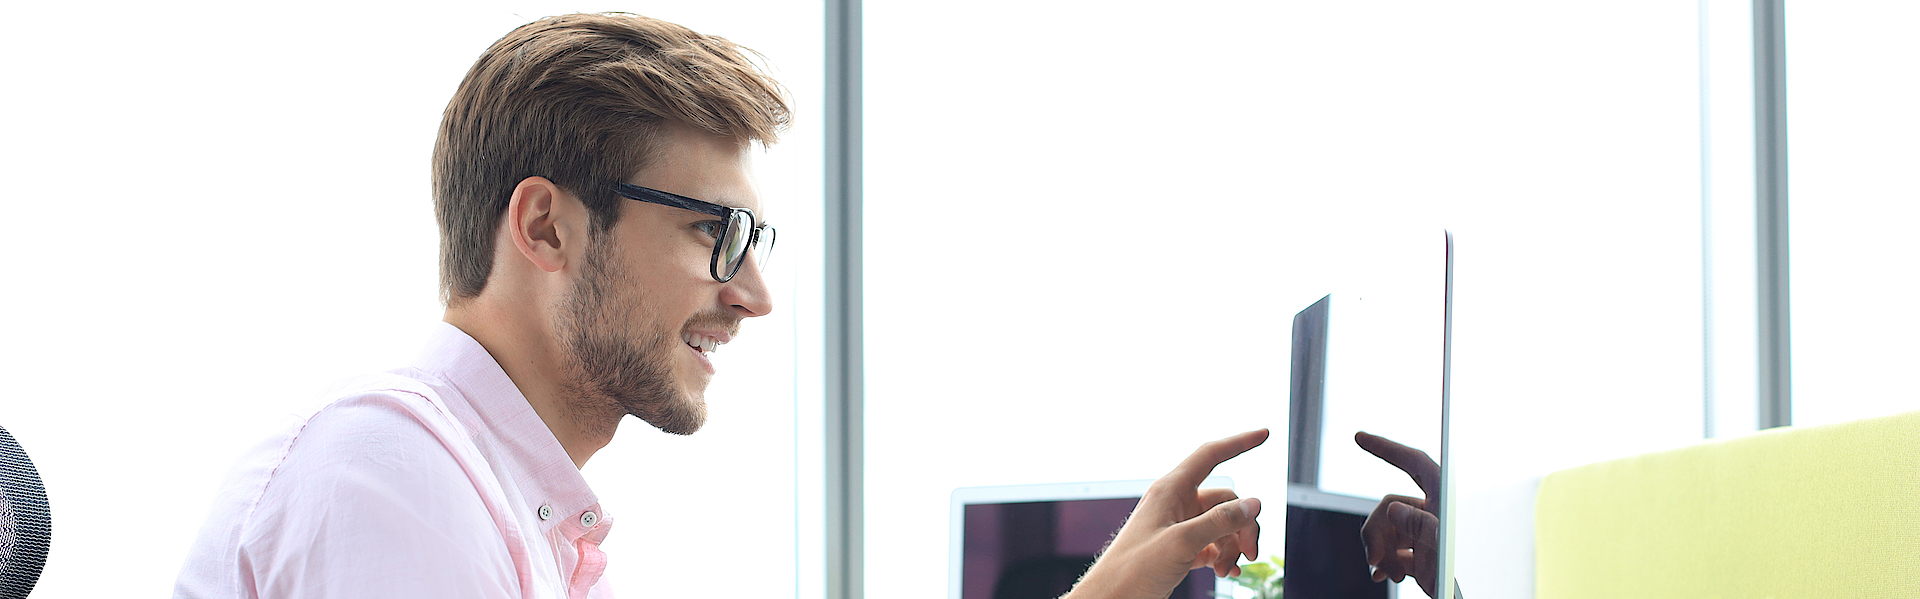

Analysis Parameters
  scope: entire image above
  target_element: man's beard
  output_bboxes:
[555,236,707,436]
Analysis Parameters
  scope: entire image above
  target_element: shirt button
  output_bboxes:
[580,511,598,528]
[538,505,554,521]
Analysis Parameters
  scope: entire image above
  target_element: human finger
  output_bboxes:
[1160,429,1270,493]
[1235,516,1261,563]
[1205,534,1242,577]
[1196,487,1239,510]
[1360,494,1425,566]
[1366,501,1440,595]
[1372,549,1415,583]
[1385,502,1441,595]
[1189,544,1221,571]
[1196,487,1238,517]
[1184,523,1246,573]
[1354,431,1440,498]
[1190,491,1251,575]
[1174,496,1261,551]
[1208,526,1255,577]
[1385,500,1439,555]
[1369,553,1394,582]
[1179,488,1240,542]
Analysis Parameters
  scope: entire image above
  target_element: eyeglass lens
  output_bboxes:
[716,212,775,281]
[721,211,754,278]
[752,226,775,271]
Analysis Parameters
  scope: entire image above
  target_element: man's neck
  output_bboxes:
[444,303,616,469]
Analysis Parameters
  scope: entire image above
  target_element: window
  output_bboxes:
[864,3,1707,597]
[1786,2,1920,427]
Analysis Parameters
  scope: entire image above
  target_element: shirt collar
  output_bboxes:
[409,321,600,535]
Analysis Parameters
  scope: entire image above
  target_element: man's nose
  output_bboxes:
[721,254,773,317]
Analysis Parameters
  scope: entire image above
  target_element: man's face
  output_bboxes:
[556,125,772,435]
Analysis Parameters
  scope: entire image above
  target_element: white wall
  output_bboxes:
[0,2,821,597]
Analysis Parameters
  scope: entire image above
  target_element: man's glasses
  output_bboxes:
[612,183,776,283]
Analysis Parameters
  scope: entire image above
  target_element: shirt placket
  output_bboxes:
[551,503,613,599]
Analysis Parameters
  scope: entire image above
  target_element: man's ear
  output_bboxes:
[505,176,582,273]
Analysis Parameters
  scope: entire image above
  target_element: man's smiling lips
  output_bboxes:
[681,329,731,375]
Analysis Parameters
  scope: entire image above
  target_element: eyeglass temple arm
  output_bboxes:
[613,183,733,218]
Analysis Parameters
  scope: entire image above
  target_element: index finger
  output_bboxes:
[1354,431,1439,498]
[1164,429,1270,490]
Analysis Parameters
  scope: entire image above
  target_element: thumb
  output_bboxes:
[1175,497,1261,548]
[1387,501,1440,552]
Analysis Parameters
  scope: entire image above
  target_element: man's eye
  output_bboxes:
[694,221,724,239]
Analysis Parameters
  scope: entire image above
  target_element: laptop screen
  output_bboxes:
[961,498,1215,599]
[949,479,1234,599]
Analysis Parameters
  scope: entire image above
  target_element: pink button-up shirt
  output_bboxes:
[175,323,614,599]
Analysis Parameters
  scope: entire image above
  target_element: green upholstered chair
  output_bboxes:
[1536,410,1920,598]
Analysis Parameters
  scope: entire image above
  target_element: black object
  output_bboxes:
[968,499,1214,599]
[990,555,1094,599]
[1283,504,1388,599]
[0,424,50,599]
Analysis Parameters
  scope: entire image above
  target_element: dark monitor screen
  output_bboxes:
[961,499,1216,599]
[1283,503,1391,599]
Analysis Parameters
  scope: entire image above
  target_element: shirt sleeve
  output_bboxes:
[236,391,521,599]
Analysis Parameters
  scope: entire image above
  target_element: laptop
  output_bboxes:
[948,478,1235,599]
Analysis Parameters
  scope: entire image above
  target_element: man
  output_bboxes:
[174,13,1262,599]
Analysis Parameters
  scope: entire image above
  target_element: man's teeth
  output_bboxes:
[683,333,723,354]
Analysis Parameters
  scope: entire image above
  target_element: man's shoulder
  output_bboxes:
[253,366,500,497]
[199,373,472,507]
[299,370,465,442]
[251,374,486,514]
[174,371,519,599]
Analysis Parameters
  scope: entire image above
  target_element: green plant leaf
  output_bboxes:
[1240,562,1275,580]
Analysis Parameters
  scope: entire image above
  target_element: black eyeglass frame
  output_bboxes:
[611,182,775,283]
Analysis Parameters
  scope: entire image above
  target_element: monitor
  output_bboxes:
[1284,231,1455,599]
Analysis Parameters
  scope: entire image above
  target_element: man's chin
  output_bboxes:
[626,393,708,436]
[675,355,716,405]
